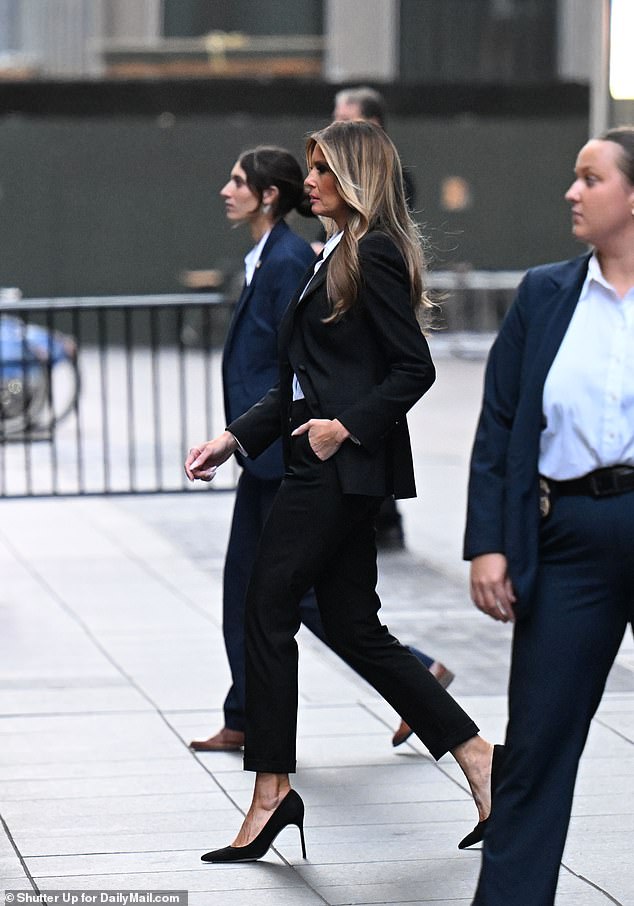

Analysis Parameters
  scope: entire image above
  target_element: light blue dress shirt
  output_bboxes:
[540,253,634,479]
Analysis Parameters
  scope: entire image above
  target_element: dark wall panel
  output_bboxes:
[0,107,585,298]
[400,0,557,84]
[1,112,327,297]
[163,0,323,37]
[390,116,585,272]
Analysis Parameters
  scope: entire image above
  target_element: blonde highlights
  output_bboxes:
[306,120,431,324]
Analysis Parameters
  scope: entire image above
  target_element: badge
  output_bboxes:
[539,477,551,518]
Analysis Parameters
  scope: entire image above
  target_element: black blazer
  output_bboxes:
[464,253,591,618]
[229,230,435,499]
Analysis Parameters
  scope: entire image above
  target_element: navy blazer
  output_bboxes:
[464,253,591,618]
[222,219,315,481]
[229,231,436,499]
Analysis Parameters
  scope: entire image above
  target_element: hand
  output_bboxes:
[185,431,238,481]
[470,553,516,623]
[291,418,350,461]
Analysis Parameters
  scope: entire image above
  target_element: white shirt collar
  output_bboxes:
[321,230,344,260]
[244,229,271,287]
[583,251,628,298]
[586,253,611,291]
[306,230,343,280]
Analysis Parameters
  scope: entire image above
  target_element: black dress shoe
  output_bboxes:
[458,744,506,849]
[201,788,307,863]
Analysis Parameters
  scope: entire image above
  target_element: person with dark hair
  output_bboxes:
[186,120,497,864]
[189,146,317,752]
[189,144,452,754]
[465,126,634,904]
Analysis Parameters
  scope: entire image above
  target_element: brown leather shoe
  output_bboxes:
[391,661,456,747]
[429,661,456,690]
[189,727,245,752]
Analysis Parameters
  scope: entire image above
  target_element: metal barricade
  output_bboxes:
[0,293,236,498]
[0,273,523,499]
[427,270,522,332]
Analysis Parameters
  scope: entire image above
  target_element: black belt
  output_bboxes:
[548,466,634,498]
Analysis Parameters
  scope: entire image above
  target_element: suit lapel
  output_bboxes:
[528,254,590,393]
[224,279,252,355]
[295,258,328,308]
[224,222,289,354]
[512,254,590,495]
[278,257,329,353]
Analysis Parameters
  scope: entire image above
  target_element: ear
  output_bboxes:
[263,185,280,206]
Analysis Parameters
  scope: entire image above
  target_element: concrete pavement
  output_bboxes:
[1,347,633,905]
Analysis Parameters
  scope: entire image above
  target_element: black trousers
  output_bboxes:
[473,490,634,906]
[243,402,478,773]
[224,471,436,731]
[222,471,326,732]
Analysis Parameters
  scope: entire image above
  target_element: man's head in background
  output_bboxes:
[333,86,386,129]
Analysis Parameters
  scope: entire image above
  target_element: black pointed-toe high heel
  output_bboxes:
[201,788,307,863]
[458,744,506,850]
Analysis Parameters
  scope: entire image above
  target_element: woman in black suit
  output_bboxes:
[465,127,634,905]
[186,120,495,863]
[189,145,454,754]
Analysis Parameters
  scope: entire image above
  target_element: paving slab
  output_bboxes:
[1,353,633,905]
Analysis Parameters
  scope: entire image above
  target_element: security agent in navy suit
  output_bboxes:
[189,147,319,752]
[464,128,634,904]
[219,221,322,743]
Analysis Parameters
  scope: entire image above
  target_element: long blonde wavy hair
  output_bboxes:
[306,120,431,324]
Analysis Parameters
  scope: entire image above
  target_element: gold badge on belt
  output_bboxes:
[539,477,551,518]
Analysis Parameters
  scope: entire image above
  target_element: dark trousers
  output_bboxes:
[473,491,634,906]
[243,406,478,773]
[222,471,325,731]
[223,468,434,732]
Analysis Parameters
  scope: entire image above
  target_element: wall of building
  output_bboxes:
[0,79,587,298]
[400,0,557,84]
[163,0,323,38]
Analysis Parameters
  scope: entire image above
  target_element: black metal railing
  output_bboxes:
[0,273,522,499]
[0,293,236,498]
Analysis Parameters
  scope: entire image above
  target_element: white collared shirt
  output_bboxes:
[300,230,344,296]
[244,229,271,286]
[539,253,634,479]
[293,231,344,400]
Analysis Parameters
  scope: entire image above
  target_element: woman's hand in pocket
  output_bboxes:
[291,418,350,461]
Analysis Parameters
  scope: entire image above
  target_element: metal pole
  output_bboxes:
[589,0,611,138]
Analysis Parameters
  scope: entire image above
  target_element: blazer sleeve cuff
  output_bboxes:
[227,431,248,458]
